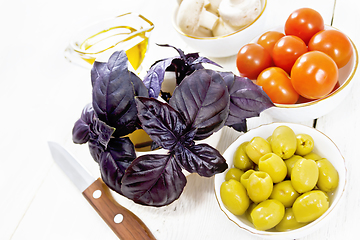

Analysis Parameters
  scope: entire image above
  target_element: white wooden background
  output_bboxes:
[1,0,359,239]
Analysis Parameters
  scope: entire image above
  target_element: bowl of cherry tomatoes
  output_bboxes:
[236,8,358,122]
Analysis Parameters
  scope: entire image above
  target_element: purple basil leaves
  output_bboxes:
[72,51,145,192]
[135,97,188,150]
[72,48,275,207]
[169,69,230,140]
[220,72,274,132]
[99,137,136,195]
[174,143,227,177]
[142,44,221,98]
[72,104,115,163]
[72,104,95,144]
[121,95,227,206]
[72,106,136,194]
[121,154,187,207]
[126,69,232,203]
[91,51,149,137]
[120,97,190,206]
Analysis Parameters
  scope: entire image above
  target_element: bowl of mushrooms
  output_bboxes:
[173,0,268,57]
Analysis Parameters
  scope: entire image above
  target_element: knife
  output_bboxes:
[48,141,156,240]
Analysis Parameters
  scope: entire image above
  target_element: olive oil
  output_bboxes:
[78,25,149,70]
[126,129,153,152]
[125,36,149,70]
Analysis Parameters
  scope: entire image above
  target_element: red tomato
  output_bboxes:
[236,43,273,79]
[291,51,338,99]
[257,31,285,57]
[308,29,353,68]
[285,8,324,44]
[256,67,299,104]
[272,35,308,74]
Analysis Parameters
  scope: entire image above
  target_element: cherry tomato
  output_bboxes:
[257,31,285,57]
[272,35,308,74]
[285,8,324,44]
[236,43,273,80]
[309,29,353,68]
[291,51,338,99]
[257,67,299,104]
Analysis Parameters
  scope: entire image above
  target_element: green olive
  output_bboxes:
[316,158,339,192]
[303,152,322,161]
[247,171,273,203]
[271,125,297,159]
[295,133,315,156]
[270,180,299,208]
[291,158,319,193]
[251,199,285,231]
[233,141,254,171]
[259,153,287,183]
[245,136,272,165]
[284,155,303,178]
[225,168,244,181]
[220,179,250,215]
[240,169,255,189]
[275,208,307,232]
[246,202,258,223]
[293,190,329,223]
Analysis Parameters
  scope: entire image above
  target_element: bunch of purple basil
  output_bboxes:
[72,45,274,207]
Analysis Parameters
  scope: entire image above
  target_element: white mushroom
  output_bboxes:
[176,0,219,36]
[204,0,211,8]
[212,17,238,36]
[195,26,214,37]
[218,0,261,29]
[205,0,223,15]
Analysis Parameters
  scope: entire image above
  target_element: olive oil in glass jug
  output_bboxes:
[65,12,154,72]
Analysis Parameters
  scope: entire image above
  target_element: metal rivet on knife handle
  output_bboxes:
[82,178,156,240]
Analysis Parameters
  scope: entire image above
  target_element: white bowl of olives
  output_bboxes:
[214,122,347,239]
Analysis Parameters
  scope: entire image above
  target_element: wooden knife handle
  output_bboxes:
[82,178,156,240]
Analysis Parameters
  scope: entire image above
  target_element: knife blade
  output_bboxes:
[48,141,156,240]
